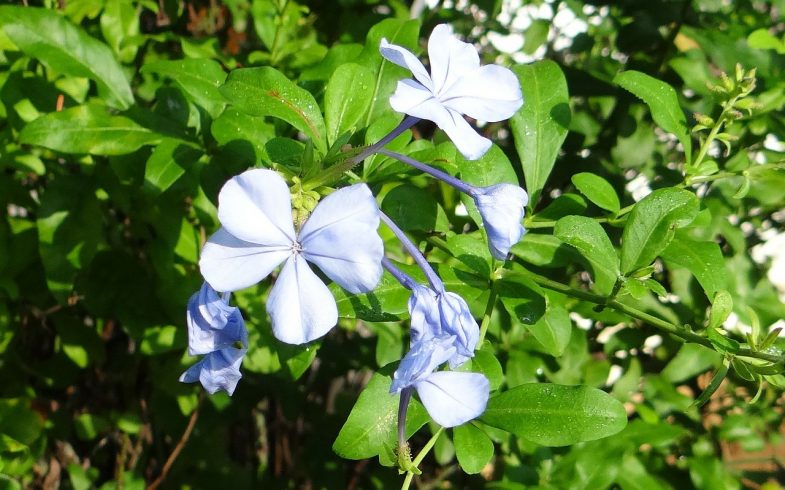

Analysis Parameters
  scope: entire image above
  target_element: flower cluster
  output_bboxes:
[180,25,526,439]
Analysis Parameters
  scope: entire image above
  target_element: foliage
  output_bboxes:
[0,0,784,488]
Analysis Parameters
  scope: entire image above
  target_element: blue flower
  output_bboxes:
[408,285,479,368]
[180,283,248,395]
[391,336,490,428]
[198,169,384,345]
[471,183,529,260]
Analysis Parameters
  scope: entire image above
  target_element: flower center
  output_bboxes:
[291,241,304,255]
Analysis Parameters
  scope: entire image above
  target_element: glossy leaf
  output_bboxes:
[571,172,620,214]
[0,6,133,109]
[141,59,227,117]
[333,368,428,459]
[619,188,699,275]
[510,60,571,210]
[480,384,627,446]
[324,63,374,144]
[20,105,161,155]
[221,67,327,153]
[661,234,727,297]
[555,215,619,295]
[453,423,494,475]
[525,306,572,357]
[614,70,692,163]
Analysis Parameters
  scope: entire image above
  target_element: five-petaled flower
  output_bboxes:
[198,169,384,345]
[380,24,523,160]
[180,282,248,395]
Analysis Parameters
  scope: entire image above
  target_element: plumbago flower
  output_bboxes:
[380,24,523,160]
[180,282,248,395]
[391,335,490,428]
[472,183,529,259]
[408,284,479,368]
[199,168,384,345]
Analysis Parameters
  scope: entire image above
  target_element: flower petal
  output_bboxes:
[389,79,436,115]
[438,292,480,367]
[440,65,523,122]
[427,24,480,96]
[267,255,338,344]
[217,168,296,246]
[300,184,384,294]
[380,38,434,92]
[473,184,528,259]
[199,228,291,292]
[408,285,441,343]
[414,371,490,427]
[187,282,248,355]
[179,347,246,396]
[390,335,457,393]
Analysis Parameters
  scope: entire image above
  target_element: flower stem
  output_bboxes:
[304,116,418,190]
[477,286,498,346]
[400,427,445,490]
[379,149,475,195]
[382,257,418,290]
[513,269,782,364]
[379,211,444,292]
[397,388,413,450]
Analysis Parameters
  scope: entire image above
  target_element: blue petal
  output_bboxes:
[437,292,479,366]
[216,168,296,245]
[187,282,248,355]
[266,255,338,345]
[300,184,384,294]
[473,184,528,259]
[200,228,291,292]
[408,285,441,343]
[390,335,456,393]
[179,347,246,396]
[414,371,490,427]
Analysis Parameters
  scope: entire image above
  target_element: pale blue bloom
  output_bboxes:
[408,285,479,368]
[180,282,248,395]
[391,335,490,428]
[472,183,529,259]
[380,24,523,160]
[199,169,384,345]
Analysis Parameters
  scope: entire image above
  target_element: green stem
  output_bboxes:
[400,427,445,490]
[511,270,782,364]
[477,286,498,346]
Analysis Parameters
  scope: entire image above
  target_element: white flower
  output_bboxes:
[198,169,384,345]
[380,24,523,160]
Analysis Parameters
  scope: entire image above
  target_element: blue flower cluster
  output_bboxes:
[180,24,528,435]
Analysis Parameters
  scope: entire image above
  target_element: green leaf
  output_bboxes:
[141,59,227,117]
[333,368,428,459]
[324,63,374,144]
[221,67,327,153]
[144,139,202,195]
[480,384,627,446]
[571,172,620,214]
[381,184,449,232]
[511,233,575,268]
[99,0,140,64]
[708,290,733,330]
[525,306,572,357]
[614,70,692,163]
[661,234,727,297]
[331,269,412,322]
[497,272,547,325]
[357,18,421,125]
[0,6,133,109]
[619,188,699,275]
[510,60,571,209]
[37,175,103,303]
[211,107,275,165]
[555,215,619,295]
[140,325,185,355]
[453,423,494,474]
[691,360,730,408]
[20,105,161,155]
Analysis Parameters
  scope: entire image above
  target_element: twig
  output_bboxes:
[147,394,203,490]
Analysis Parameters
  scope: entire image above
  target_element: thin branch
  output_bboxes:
[147,394,204,490]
